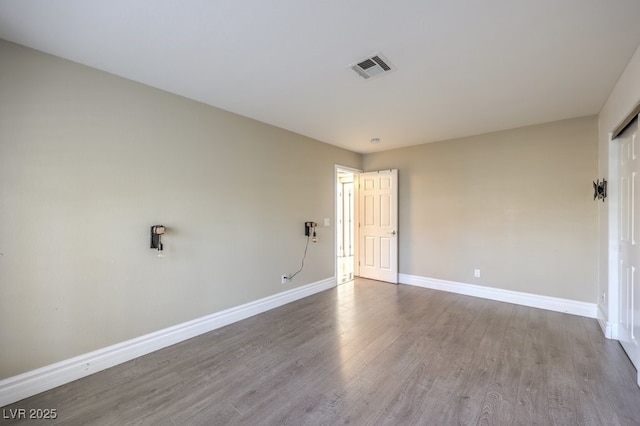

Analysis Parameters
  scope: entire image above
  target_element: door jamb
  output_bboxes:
[335,165,361,284]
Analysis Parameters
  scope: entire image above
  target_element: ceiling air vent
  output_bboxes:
[348,52,395,80]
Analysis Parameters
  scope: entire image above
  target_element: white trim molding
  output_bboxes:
[597,304,615,339]
[0,277,336,408]
[399,274,597,319]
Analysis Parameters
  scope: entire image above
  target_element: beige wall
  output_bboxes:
[364,117,598,302]
[0,40,361,379]
[0,36,606,381]
[597,44,640,322]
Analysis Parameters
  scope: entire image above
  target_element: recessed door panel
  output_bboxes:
[380,237,391,270]
[622,177,630,242]
[380,194,391,227]
[634,172,638,245]
[380,177,391,190]
[364,195,375,226]
[632,266,636,340]
[364,178,375,191]
[364,236,375,267]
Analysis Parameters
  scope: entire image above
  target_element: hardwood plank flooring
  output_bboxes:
[2,279,640,425]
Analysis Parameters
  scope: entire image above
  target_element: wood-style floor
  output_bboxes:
[3,279,640,425]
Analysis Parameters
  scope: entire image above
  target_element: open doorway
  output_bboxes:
[336,166,358,285]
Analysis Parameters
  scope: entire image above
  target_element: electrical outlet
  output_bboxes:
[281,274,289,284]
[474,269,481,278]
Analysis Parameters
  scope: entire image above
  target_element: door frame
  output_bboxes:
[335,165,362,283]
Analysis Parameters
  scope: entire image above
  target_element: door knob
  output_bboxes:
[390,230,396,235]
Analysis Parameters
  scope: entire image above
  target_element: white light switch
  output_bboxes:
[324,218,330,227]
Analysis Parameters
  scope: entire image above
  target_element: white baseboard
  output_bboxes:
[0,277,336,408]
[597,304,615,339]
[399,274,597,319]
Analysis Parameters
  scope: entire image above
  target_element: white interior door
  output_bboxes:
[359,169,398,283]
[618,115,640,380]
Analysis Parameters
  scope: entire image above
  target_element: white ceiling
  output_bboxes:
[1,1,640,154]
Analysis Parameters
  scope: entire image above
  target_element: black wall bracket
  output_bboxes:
[150,225,166,250]
[304,221,317,236]
[593,179,607,202]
